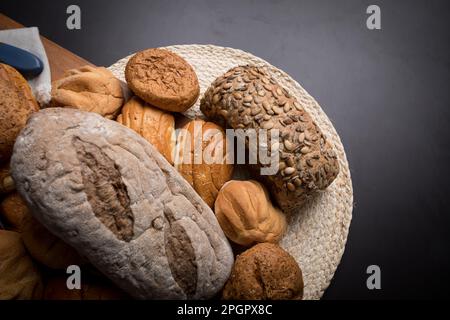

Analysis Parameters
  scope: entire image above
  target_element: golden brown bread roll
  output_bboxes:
[175,119,234,207]
[2,192,84,269]
[51,65,124,119]
[222,243,303,300]
[0,230,44,299]
[0,63,39,164]
[214,180,286,246]
[116,96,175,164]
[200,65,340,211]
[21,213,85,270]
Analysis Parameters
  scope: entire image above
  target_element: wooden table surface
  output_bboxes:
[0,13,93,81]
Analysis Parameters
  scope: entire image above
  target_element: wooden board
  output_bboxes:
[0,13,94,81]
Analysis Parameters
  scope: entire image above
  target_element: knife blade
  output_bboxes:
[0,42,44,78]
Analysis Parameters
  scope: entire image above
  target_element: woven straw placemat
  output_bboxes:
[109,44,353,300]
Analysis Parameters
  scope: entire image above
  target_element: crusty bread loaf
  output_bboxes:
[117,96,175,164]
[200,65,340,211]
[175,119,234,207]
[0,63,39,164]
[11,108,233,299]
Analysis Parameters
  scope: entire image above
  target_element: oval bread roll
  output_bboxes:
[117,96,176,165]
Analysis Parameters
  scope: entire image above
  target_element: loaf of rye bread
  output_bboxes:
[11,108,233,299]
[200,66,339,211]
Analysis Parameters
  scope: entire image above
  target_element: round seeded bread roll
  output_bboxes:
[201,65,340,211]
[0,63,39,164]
[222,243,303,300]
[125,48,200,112]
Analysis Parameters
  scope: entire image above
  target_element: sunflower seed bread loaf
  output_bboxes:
[200,66,340,211]
[11,108,233,299]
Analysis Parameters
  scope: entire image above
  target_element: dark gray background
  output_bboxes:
[1,0,449,299]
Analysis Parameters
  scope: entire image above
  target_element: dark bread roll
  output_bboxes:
[200,65,339,211]
[125,48,200,112]
[222,243,303,300]
[0,63,39,164]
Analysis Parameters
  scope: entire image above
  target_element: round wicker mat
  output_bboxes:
[109,44,353,300]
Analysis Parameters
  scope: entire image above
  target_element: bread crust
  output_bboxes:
[201,65,340,211]
[51,65,124,119]
[222,243,303,300]
[11,108,233,299]
[214,180,286,246]
[175,119,234,207]
[117,96,175,164]
[0,192,84,269]
[125,49,199,112]
[0,63,39,163]
[0,230,44,299]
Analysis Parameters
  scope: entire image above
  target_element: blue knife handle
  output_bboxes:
[0,42,44,78]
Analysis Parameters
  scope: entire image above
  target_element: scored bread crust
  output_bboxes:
[125,49,200,112]
[175,119,234,208]
[50,65,124,119]
[11,108,233,299]
[117,96,176,165]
